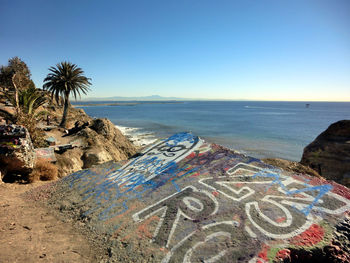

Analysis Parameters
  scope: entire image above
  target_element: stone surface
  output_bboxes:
[53,113,137,177]
[77,118,137,168]
[0,125,35,179]
[301,120,350,187]
[40,132,350,263]
[55,148,84,177]
[82,146,114,168]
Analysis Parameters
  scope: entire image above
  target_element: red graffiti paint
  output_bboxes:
[290,224,324,247]
[257,244,270,262]
[275,249,291,261]
[137,215,160,239]
[212,191,219,197]
[291,175,350,200]
[186,152,196,159]
[331,183,350,200]
[190,171,201,177]
[276,216,286,223]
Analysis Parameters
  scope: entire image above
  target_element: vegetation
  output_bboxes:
[1,88,48,147]
[0,57,33,114]
[0,58,93,183]
[28,159,58,183]
[43,62,91,128]
[4,86,47,117]
[0,58,48,147]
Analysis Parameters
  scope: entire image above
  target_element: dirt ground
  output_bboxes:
[0,181,108,263]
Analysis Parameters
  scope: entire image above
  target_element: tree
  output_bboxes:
[43,62,91,128]
[0,85,47,123]
[16,86,47,116]
[0,57,32,113]
[0,86,48,147]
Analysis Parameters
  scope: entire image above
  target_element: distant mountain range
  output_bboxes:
[81,95,192,101]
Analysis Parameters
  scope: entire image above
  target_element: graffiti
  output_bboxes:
[161,221,259,263]
[181,145,241,177]
[35,147,56,162]
[94,163,198,221]
[51,133,350,262]
[200,163,350,239]
[251,169,333,216]
[131,162,350,262]
[64,133,204,221]
[199,163,265,201]
[108,132,202,185]
[133,186,218,248]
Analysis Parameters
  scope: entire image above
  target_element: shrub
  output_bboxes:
[16,113,49,148]
[28,159,58,183]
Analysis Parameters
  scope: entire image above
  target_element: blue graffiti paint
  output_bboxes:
[252,169,333,216]
[94,162,198,221]
[165,132,196,146]
[72,158,197,221]
[64,132,200,221]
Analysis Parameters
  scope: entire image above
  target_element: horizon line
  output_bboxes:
[80,96,350,103]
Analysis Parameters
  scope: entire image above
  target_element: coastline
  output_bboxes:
[112,121,321,178]
[114,123,291,161]
[114,124,159,147]
[76,100,350,162]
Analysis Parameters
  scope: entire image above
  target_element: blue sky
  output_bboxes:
[1,0,349,101]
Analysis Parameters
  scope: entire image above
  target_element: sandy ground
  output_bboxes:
[0,182,107,263]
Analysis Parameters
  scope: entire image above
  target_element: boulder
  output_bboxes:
[55,148,84,178]
[0,125,36,180]
[78,118,137,166]
[42,133,350,262]
[82,146,114,168]
[89,118,115,140]
[301,120,350,187]
[55,117,137,176]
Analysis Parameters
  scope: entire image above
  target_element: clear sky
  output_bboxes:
[1,0,349,101]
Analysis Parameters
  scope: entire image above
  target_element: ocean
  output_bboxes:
[74,101,350,161]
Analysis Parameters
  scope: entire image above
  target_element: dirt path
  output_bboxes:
[0,182,107,263]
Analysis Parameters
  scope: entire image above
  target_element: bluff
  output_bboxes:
[0,90,137,181]
[301,120,350,187]
[28,132,350,263]
[52,108,137,176]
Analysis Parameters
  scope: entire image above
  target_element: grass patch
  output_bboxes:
[28,159,58,183]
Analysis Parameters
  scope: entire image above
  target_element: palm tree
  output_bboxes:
[43,62,91,128]
[18,86,47,116]
[0,86,47,123]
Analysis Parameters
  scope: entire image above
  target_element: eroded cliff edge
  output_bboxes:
[50,107,137,177]
[301,120,350,187]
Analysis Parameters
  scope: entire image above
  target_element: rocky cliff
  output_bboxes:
[301,120,350,187]
[53,108,137,177]
[28,132,350,263]
[0,125,36,182]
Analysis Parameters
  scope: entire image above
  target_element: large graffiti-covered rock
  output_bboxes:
[0,125,35,180]
[301,120,350,187]
[40,132,350,262]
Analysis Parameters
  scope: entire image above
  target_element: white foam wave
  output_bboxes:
[115,125,158,147]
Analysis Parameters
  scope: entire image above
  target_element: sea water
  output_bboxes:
[74,101,350,161]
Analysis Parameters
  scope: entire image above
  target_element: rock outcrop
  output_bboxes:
[55,115,137,177]
[31,132,350,263]
[79,118,137,168]
[0,125,36,181]
[301,120,350,187]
